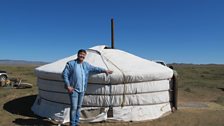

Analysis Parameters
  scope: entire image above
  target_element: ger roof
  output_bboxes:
[35,45,173,84]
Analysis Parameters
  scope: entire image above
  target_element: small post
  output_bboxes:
[111,18,115,49]
[107,83,113,117]
[173,73,178,110]
[169,66,178,112]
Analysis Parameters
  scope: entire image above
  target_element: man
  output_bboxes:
[62,49,112,126]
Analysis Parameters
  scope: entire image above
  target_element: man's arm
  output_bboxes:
[87,63,113,74]
[62,63,70,87]
[62,62,74,93]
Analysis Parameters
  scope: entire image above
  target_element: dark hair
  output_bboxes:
[78,49,86,54]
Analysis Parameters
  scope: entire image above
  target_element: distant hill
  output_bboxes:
[0,60,48,66]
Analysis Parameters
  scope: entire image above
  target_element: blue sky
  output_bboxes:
[0,0,224,64]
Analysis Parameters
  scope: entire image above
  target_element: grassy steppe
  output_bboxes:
[0,64,223,126]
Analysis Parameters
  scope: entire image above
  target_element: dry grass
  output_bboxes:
[0,64,224,126]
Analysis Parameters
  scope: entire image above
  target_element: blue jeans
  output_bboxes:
[69,91,84,126]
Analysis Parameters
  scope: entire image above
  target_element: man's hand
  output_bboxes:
[67,86,74,94]
[105,70,113,75]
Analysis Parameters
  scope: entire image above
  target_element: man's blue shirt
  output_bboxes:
[74,63,85,92]
[62,59,106,92]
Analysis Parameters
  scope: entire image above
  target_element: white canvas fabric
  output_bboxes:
[32,97,171,123]
[37,78,170,95]
[35,45,173,83]
[32,45,174,123]
[38,89,170,107]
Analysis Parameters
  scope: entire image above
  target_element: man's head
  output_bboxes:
[77,49,87,63]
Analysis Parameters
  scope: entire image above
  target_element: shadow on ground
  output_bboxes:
[3,95,37,117]
[13,118,57,126]
[217,87,224,92]
[3,95,57,126]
